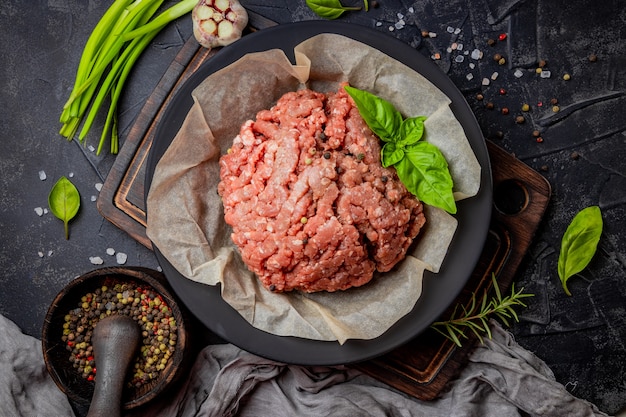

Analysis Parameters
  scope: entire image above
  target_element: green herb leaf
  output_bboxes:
[306,0,361,19]
[398,116,427,146]
[381,142,405,167]
[397,142,457,214]
[558,206,603,296]
[344,85,456,214]
[344,85,403,142]
[48,176,80,240]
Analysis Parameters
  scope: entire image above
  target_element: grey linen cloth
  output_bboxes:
[0,314,610,417]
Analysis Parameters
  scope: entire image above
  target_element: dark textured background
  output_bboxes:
[1,0,624,414]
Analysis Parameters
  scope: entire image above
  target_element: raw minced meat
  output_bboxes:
[217,84,426,293]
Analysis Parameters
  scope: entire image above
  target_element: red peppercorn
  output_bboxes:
[498,33,507,41]
[501,107,509,115]
[499,88,507,95]
[536,137,544,143]
[87,375,94,381]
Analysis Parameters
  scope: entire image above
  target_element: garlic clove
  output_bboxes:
[192,0,249,50]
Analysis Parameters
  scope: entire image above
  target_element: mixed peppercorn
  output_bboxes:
[62,282,177,388]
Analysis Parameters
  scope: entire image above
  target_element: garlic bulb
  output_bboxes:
[192,0,248,49]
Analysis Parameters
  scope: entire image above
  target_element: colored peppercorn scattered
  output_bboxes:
[588,54,598,62]
[570,151,580,160]
[552,105,560,113]
[501,107,509,115]
[485,102,495,110]
[563,73,571,81]
[62,283,177,388]
[498,33,507,41]
[499,88,507,95]
[476,93,484,101]
[487,38,496,46]
[521,103,530,112]
[536,137,544,143]
[493,53,502,62]
[515,115,525,124]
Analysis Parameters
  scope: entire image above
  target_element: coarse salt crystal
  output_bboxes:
[457,43,464,50]
[395,20,405,30]
[88,145,96,152]
[447,26,455,33]
[455,55,465,63]
[44,208,48,214]
[466,73,474,81]
[38,251,44,258]
[491,71,499,80]
[482,78,490,86]
[469,63,476,69]
[428,32,437,38]
[106,248,116,256]
[90,195,97,202]
[48,250,53,257]
[408,7,414,13]
[116,252,128,265]
[95,183,103,192]
[397,12,404,19]
[38,171,47,181]
[388,26,394,31]
[471,49,483,60]
[447,47,453,53]
[68,172,74,178]
[376,21,382,27]
[454,28,461,35]
[514,69,524,78]
[540,70,551,78]
[89,256,104,265]
[34,207,44,216]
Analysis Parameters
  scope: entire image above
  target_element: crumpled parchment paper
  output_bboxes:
[146,34,481,344]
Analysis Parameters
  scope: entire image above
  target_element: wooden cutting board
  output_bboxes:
[98,16,551,401]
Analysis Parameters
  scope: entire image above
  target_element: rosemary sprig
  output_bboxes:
[430,273,533,347]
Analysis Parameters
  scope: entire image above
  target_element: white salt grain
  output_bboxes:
[38,251,44,258]
[540,70,552,78]
[44,208,48,214]
[116,252,128,265]
[95,183,103,192]
[482,78,490,86]
[376,21,382,27]
[89,256,104,265]
[466,73,474,81]
[408,7,414,13]
[514,69,524,78]
[471,49,483,60]
[88,145,96,152]
[47,250,53,257]
[454,28,461,35]
[491,71,499,80]
[69,172,74,178]
[38,171,47,181]
[447,26,455,33]
[90,196,97,202]
[106,248,116,256]
[455,55,465,63]
[469,63,476,69]
[34,207,44,216]
[428,32,437,38]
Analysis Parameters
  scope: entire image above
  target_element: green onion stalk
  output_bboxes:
[59,0,197,155]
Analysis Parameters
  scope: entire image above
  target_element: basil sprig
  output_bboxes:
[305,0,361,19]
[48,176,81,240]
[344,85,457,214]
[558,206,603,295]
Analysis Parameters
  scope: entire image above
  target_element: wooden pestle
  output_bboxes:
[87,314,142,417]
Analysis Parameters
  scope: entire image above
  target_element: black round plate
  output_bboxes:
[145,21,492,366]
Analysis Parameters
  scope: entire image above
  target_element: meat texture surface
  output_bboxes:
[218,85,426,292]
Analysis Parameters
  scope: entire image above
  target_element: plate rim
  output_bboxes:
[145,20,493,365]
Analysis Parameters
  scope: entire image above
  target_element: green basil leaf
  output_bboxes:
[344,85,403,142]
[398,116,427,146]
[397,142,456,214]
[306,0,361,19]
[557,206,603,296]
[48,176,80,240]
[381,142,404,167]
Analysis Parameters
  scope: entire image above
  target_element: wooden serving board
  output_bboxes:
[98,18,551,401]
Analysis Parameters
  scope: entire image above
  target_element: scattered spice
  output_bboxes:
[501,107,509,115]
[540,165,549,172]
[498,33,507,41]
[485,102,495,110]
[588,53,598,62]
[550,98,559,105]
[498,57,506,65]
[487,38,496,46]
[570,151,580,160]
[536,137,544,143]
[538,59,547,68]
[521,103,530,112]
[532,130,541,137]
[552,105,560,113]
[563,73,571,81]
[499,88,507,95]
[476,93,484,101]
[62,282,178,388]
[515,115,526,124]
[493,53,502,62]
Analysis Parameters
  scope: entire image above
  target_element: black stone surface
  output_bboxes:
[1,0,624,414]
